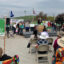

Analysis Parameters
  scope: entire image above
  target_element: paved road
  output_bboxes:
[0,35,56,64]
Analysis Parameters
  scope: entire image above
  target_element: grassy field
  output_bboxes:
[14,15,36,21]
[14,15,54,24]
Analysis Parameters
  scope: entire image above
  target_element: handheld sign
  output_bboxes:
[0,19,5,36]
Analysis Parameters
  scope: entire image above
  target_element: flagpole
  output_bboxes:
[32,8,35,22]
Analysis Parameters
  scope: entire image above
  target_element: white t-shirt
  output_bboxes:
[13,24,16,28]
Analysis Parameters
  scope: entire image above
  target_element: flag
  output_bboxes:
[10,11,14,17]
[33,9,36,14]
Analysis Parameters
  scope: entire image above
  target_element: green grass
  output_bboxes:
[14,15,54,23]
[14,15,36,21]
[30,21,38,24]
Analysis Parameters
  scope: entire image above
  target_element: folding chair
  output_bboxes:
[46,38,53,45]
[29,38,38,53]
[46,38,53,52]
[36,45,49,64]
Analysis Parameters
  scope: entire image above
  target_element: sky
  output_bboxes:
[0,0,64,17]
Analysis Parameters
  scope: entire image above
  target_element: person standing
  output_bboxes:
[6,24,10,38]
[19,22,24,35]
[52,37,64,64]
[38,18,42,24]
[53,33,61,54]
[13,23,16,34]
[25,22,30,32]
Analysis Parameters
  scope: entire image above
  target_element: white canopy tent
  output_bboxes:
[10,19,24,25]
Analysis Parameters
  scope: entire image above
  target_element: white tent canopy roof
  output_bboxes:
[10,19,24,25]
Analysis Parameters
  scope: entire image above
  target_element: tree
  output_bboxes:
[47,16,54,21]
[55,13,64,27]
[36,12,47,20]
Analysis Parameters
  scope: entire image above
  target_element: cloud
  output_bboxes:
[0,0,64,17]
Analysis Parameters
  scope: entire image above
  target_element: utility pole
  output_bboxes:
[24,10,26,21]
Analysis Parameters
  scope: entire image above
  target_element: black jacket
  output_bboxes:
[0,54,12,61]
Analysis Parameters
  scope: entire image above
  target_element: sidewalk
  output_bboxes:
[0,35,56,64]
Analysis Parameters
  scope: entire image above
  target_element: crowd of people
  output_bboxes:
[6,21,30,38]
[4,18,64,64]
[27,19,64,64]
[6,18,60,38]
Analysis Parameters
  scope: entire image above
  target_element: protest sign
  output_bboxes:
[0,19,5,36]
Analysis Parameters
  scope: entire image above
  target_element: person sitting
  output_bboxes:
[0,48,12,61]
[33,25,49,49]
[36,32,49,46]
[27,28,38,48]
[0,47,19,64]
[33,31,49,57]
[52,37,64,64]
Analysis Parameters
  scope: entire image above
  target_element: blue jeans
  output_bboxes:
[52,27,55,32]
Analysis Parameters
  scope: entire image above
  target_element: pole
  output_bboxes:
[4,16,6,54]
[32,16,34,22]
[32,8,35,22]
[24,10,26,21]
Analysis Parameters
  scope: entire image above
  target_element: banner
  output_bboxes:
[0,19,5,36]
